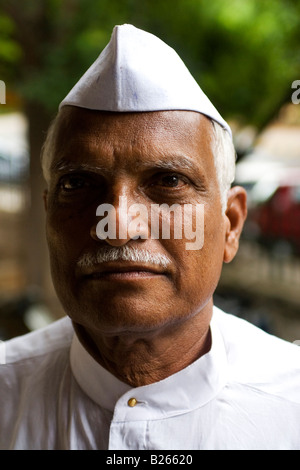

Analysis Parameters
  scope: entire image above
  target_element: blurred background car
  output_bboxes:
[241,167,300,255]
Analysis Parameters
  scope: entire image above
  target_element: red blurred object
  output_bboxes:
[246,168,300,254]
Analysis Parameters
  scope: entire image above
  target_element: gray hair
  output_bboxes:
[41,112,236,213]
[211,121,236,212]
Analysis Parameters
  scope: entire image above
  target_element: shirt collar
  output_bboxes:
[70,307,228,421]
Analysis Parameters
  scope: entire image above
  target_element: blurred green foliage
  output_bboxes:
[0,0,300,127]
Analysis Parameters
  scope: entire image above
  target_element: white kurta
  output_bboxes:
[0,306,300,450]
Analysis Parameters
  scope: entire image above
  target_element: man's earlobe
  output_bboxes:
[43,189,48,211]
[223,186,247,263]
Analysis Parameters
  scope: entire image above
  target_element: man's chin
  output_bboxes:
[68,299,181,338]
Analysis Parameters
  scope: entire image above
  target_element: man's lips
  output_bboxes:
[79,262,169,280]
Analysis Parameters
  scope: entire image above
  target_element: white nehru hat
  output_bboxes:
[60,24,231,136]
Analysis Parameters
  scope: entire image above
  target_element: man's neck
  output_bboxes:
[73,306,213,387]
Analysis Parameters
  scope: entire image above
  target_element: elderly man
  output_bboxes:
[0,24,300,450]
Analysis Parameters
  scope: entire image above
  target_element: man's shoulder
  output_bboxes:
[213,306,300,404]
[0,316,74,366]
[0,317,75,446]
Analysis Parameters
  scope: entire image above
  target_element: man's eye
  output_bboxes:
[154,174,187,188]
[60,175,90,191]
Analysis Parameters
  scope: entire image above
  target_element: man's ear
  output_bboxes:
[223,185,247,263]
[43,189,48,212]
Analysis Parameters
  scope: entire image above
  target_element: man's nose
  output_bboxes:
[90,194,149,246]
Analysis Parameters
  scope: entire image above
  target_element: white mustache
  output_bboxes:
[77,246,172,270]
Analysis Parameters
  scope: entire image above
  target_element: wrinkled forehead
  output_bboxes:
[55,106,214,138]
[50,106,215,174]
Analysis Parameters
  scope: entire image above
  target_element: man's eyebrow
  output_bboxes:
[50,158,108,174]
[50,155,201,175]
[141,155,200,172]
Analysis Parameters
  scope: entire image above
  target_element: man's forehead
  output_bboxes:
[52,108,214,171]
[56,107,213,146]
[59,106,211,130]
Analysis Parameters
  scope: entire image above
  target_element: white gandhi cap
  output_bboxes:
[60,24,231,137]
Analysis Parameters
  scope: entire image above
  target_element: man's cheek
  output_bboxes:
[149,203,205,250]
[47,204,92,239]
[46,217,77,265]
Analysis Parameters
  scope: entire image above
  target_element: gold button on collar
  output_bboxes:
[128,397,138,407]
